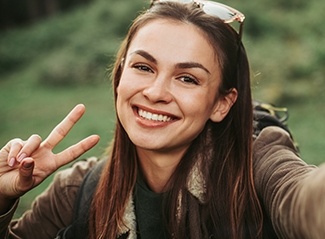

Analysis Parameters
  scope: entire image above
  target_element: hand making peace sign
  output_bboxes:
[0,104,100,204]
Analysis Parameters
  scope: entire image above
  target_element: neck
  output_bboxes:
[136,147,187,193]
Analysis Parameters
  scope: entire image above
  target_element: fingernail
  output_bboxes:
[23,162,33,169]
[9,158,16,167]
[17,153,27,162]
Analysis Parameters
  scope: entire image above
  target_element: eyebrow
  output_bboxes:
[130,50,211,75]
[131,50,157,64]
[176,62,211,75]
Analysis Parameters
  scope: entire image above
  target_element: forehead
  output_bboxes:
[127,19,219,68]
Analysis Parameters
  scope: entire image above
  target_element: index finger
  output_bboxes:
[41,104,86,149]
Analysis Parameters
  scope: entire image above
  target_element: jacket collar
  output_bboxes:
[118,160,207,238]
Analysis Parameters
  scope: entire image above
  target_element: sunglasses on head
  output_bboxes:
[150,0,245,39]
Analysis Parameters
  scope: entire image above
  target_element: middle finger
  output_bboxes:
[41,104,86,150]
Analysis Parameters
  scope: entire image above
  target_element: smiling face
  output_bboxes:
[116,19,233,158]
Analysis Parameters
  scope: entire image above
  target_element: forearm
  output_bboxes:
[0,199,18,239]
[290,163,325,239]
[253,127,317,238]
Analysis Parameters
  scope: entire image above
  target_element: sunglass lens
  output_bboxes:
[202,3,235,23]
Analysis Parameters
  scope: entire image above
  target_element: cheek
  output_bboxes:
[118,71,142,96]
[180,91,216,118]
[115,74,139,117]
[116,76,132,101]
[115,81,128,115]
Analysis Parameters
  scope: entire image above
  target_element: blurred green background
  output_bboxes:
[0,0,324,217]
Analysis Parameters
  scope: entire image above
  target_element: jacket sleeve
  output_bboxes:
[253,126,325,239]
[0,157,99,239]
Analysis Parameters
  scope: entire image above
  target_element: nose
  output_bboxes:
[142,75,173,103]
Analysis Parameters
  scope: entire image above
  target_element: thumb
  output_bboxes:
[18,158,35,191]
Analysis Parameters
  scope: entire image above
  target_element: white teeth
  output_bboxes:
[138,109,172,122]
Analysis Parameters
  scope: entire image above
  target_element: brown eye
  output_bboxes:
[178,75,199,85]
[133,64,153,73]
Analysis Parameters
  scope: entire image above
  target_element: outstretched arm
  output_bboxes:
[0,104,100,214]
[253,126,325,239]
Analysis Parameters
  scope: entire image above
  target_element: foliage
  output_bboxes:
[0,0,147,86]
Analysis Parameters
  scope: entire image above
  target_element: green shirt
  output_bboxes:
[135,175,169,239]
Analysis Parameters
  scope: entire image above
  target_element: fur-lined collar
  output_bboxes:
[117,161,206,238]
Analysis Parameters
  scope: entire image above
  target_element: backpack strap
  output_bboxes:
[55,159,106,239]
[252,100,299,151]
[253,101,289,134]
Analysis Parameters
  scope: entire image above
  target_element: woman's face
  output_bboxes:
[116,19,229,155]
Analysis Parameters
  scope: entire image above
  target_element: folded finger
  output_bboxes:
[7,138,24,167]
[16,134,42,163]
[56,135,100,167]
[41,104,86,150]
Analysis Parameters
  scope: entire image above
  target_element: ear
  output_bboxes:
[210,88,238,122]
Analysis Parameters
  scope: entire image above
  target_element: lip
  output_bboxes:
[132,104,179,127]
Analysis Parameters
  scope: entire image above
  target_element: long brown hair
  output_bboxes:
[89,2,263,238]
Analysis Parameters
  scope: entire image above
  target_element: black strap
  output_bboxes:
[253,101,290,136]
[252,101,299,152]
[55,159,106,239]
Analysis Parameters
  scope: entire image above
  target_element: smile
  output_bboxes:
[138,108,173,122]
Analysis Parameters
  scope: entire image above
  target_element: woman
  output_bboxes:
[0,1,324,239]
